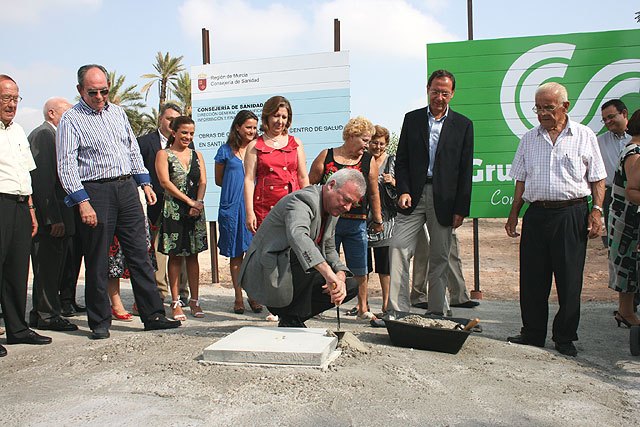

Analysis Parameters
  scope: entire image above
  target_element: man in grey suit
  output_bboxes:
[239,168,361,327]
[28,97,79,331]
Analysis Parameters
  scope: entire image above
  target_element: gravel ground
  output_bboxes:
[1,281,638,427]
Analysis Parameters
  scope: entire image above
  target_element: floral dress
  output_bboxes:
[158,149,208,256]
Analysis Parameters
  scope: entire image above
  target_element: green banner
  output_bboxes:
[427,29,640,218]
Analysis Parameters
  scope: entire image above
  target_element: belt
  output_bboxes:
[530,197,588,209]
[0,192,29,203]
[340,213,367,220]
[84,174,132,184]
[426,176,433,184]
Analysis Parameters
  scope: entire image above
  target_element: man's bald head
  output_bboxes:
[43,97,72,127]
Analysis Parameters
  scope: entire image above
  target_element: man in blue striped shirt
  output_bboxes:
[57,64,181,339]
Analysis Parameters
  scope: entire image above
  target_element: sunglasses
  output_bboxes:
[87,88,109,97]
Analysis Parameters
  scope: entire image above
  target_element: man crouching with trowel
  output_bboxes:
[239,168,362,327]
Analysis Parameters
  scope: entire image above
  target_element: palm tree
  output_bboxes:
[140,52,184,111]
[105,71,151,136]
[171,71,192,117]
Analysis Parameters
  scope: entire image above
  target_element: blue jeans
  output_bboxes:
[335,218,368,276]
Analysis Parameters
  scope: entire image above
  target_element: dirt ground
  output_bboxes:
[1,219,637,426]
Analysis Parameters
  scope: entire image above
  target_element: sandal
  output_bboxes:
[171,301,187,321]
[357,311,378,321]
[233,301,245,314]
[248,299,263,314]
[189,299,205,318]
[345,307,358,316]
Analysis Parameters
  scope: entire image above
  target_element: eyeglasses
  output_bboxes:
[369,140,387,147]
[601,113,620,124]
[532,105,562,114]
[86,88,109,97]
[429,90,452,99]
[0,95,22,104]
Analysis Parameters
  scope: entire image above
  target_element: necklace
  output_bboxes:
[266,134,281,148]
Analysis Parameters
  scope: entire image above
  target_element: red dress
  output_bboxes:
[253,135,301,228]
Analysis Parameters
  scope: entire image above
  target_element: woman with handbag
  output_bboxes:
[367,125,396,317]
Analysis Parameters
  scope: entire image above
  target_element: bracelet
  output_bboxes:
[196,199,204,203]
[372,220,383,225]
[592,204,603,214]
[28,205,35,210]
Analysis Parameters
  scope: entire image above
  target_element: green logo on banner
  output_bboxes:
[428,29,640,218]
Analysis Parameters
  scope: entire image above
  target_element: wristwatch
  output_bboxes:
[592,204,603,214]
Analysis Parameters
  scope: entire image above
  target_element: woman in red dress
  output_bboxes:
[244,96,309,232]
[244,96,310,322]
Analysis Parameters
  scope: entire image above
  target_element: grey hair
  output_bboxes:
[160,102,182,117]
[329,168,367,198]
[77,64,108,87]
[536,82,568,103]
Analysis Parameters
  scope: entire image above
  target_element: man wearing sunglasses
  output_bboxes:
[597,99,630,247]
[57,64,181,340]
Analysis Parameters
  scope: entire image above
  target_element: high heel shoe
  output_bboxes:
[171,301,187,321]
[614,311,637,328]
[111,308,133,322]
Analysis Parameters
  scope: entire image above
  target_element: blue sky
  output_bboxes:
[4,0,638,134]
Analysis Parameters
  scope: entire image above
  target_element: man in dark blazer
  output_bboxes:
[28,97,79,331]
[388,69,474,316]
[137,103,189,304]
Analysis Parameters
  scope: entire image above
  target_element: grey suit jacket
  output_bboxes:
[239,185,350,307]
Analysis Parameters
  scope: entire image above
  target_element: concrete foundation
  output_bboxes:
[203,327,339,367]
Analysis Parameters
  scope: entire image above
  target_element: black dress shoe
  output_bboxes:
[0,344,6,357]
[144,315,181,331]
[450,300,480,308]
[7,330,52,345]
[91,329,110,340]
[60,303,77,317]
[72,302,86,313]
[278,315,307,328]
[555,342,578,357]
[507,334,544,347]
[37,317,79,332]
[411,302,429,310]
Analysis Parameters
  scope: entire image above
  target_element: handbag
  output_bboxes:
[380,155,397,219]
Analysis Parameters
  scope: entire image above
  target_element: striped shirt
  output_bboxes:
[57,99,150,206]
[510,118,606,202]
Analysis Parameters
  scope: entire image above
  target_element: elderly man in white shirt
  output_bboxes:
[504,82,606,357]
[0,75,53,358]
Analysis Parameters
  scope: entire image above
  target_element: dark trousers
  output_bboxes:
[30,231,71,322]
[519,202,588,345]
[59,231,82,306]
[79,178,163,330]
[268,251,358,321]
[0,197,32,340]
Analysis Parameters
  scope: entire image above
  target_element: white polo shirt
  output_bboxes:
[0,121,36,195]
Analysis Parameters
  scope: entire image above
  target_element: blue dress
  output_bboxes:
[215,143,252,257]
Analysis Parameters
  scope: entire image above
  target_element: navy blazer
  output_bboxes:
[137,130,164,225]
[394,107,474,226]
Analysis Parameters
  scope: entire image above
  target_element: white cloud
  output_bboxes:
[3,0,102,24]
[179,0,308,61]
[312,0,457,59]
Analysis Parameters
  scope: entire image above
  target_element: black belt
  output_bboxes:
[426,176,433,184]
[0,193,29,203]
[84,174,132,184]
[530,197,588,209]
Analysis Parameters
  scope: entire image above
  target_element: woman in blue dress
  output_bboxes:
[215,110,263,314]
